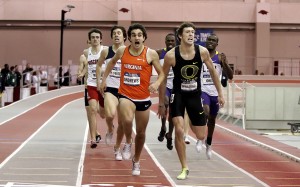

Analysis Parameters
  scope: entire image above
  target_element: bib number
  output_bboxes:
[124,72,140,86]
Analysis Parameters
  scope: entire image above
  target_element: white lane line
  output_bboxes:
[0,90,82,126]
[143,111,176,187]
[76,121,89,187]
[216,124,300,163]
[0,99,82,170]
[148,103,266,187]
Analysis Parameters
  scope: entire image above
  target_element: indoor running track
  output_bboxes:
[0,86,299,187]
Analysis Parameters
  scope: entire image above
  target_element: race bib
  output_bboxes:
[202,73,214,85]
[124,72,140,86]
[92,69,96,79]
[110,67,121,78]
[167,70,174,79]
[181,80,197,91]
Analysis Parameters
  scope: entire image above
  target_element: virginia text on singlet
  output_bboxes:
[118,46,152,101]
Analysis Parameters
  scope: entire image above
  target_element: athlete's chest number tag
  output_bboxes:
[181,80,197,91]
[124,72,140,86]
[110,67,121,78]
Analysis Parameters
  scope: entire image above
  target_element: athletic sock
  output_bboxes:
[206,137,212,145]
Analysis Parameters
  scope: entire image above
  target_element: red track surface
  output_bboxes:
[81,114,172,187]
[1,92,300,187]
[0,92,82,164]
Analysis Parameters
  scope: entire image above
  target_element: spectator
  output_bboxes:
[6,66,17,87]
[22,63,33,87]
[32,71,41,93]
[62,68,71,86]
[0,67,5,107]
[39,67,48,86]
[14,65,22,87]
[54,67,64,87]
[1,64,10,86]
[0,67,5,93]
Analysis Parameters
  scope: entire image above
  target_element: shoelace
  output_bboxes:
[123,144,131,152]
[114,147,119,153]
[133,161,140,170]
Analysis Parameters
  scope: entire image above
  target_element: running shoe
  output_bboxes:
[105,132,113,145]
[90,140,97,149]
[196,139,203,153]
[96,134,101,143]
[205,141,212,160]
[177,168,189,180]
[132,158,141,176]
[184,136,190,144]
[114,147,123,161]
[122,143,132,160]
[157,129,166,142]
[165,133,173,150]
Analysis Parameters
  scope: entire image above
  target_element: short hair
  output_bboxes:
[127,23,147,41]
[165,33,175,40]
[208,33,219,43]
[176,22,196,42]
[111,25,127,42]
[88,28,102,40]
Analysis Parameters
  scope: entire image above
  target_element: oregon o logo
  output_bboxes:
[181,65,199,79]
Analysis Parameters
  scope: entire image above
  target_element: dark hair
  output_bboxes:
[111,25,127,42]
[208,33,219,43]
[176,22,196,42]
[127,23,147,41]
[88,28,102,40]
[165,33,175,39]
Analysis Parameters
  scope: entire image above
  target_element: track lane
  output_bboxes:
[1,90,300,187]
[0,92,82,167]
[0,99,87,186]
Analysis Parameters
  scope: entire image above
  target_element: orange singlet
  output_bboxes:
[119,46,152,101]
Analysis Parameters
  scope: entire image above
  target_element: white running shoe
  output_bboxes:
[132,159,140,176]
[114,147,123,161]
[205,142,212,160]
[105,132,113,145]
[184,136,190,144]
[122,143,132,160]
[196,140,203,153]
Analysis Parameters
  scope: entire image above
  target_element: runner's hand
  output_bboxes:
[149,83,158,93]
[157,105,166,119]
[99,81,106,96]
[218,95,225,108]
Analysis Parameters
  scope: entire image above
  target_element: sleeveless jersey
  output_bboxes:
[172,44,203,94]
[159,48,174,89]
[119,46,152,101]
[86,46,104,87]
[201,51,222,96]
[105,46,121,89]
